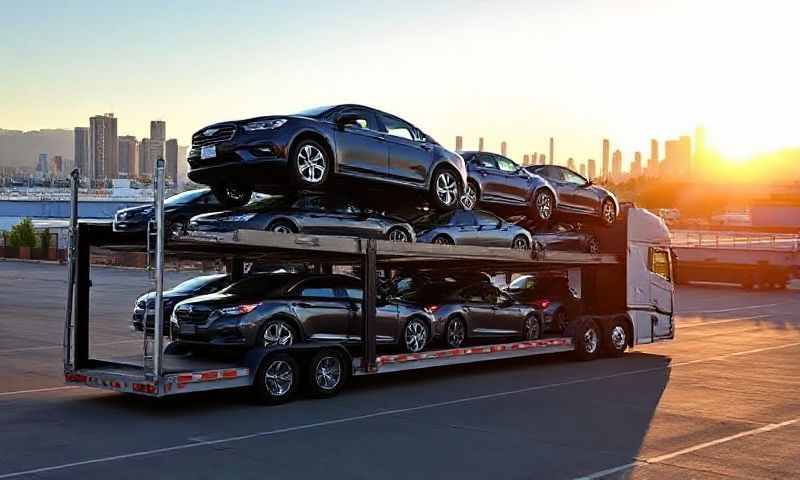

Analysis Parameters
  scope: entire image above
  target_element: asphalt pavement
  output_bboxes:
[0,261,798,479]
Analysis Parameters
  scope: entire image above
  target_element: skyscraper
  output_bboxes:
[74,127,88,176]
[148,120,166,176]
[540,154,546,164]
[567,157,575,171]
[648,139,659,176]
[500,141,507,156]
[51,155,63,175]
[664,136,691,177]
[587,159,596,179]
[579,163,586,176]
[602,139,610,180]
[455,136,463,152]
[166,139,178,182]
[548,137,554,165]
[139,138,150,177]
[89,113,118,179]
[118,136,138,178]
[532,153,538,164]
[478,137,484,152]
[177,145,189,185]
[523,154,530,165]
[632,151,642,177]
[612,150,622,181]
[37,153,48,176]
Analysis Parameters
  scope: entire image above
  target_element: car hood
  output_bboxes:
[174,292,266,310]
[116,204,153,219]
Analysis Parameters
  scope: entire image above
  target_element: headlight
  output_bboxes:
[223,213,256,222]
[117,212,128,220]
[242,119,287,131]
[216,303,261,316]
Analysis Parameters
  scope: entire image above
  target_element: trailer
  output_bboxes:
[62,161,675,404]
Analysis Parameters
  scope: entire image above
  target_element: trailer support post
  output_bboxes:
[74,222,90,368]
[152,158,166,379]
[361,239,377,372]
[63,169,80,370]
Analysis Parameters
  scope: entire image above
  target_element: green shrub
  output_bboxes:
[8,218,37,248]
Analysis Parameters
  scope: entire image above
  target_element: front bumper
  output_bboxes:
[187,131,292,187]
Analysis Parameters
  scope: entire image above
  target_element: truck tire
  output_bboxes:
[307,349,349,398]
[603,318,629,357]
[253,353,300,405]
[573,318,601,361]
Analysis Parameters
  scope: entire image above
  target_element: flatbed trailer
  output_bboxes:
[63,162,674,403]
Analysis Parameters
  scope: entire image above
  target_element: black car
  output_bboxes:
[171,273,437,353]
[188,195,415,242]
[524,165,619,226]
[414,209,532,249]
[527,222,601,254]
[389,273,541,348]
[113,188,231,237]
[187,104,468,210]
[132,273,232,333]
[458,151,558,222]
[505,274,581,332]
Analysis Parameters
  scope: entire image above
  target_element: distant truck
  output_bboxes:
[672,247,795,289]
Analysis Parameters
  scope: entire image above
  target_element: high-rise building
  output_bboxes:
[88,113,118,179]
[455,136,463,152]
[632,151,642,177]
[51,155,63,175]
[478,137,484,152]
[664,136,691,177]
[540,154,546,164]
[532,152,538,164]
[523,154,530,165]
[500,141,507,156]
[37,153,48,175]
[118,136,138,178]
[567,157,576,171]
[139,138,150,177]
[612,150,622,181]
[166,139,178,182]
[579,163,586,176]
[147,121,166,176]
[549,137,554,165]
[602,139,610,180]
[587,158,596,179]
[177,145,189,185]
[648,139,659,176]
[74,127,89,176]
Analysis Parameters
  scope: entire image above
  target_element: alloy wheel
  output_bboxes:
[435,171,459,207]
[264,360,294,396]
[297,145,327,184]
[263,321,294,347]
[602,200,616,225]
[434,236,453,245]
[587,236,600,254]
[388,228,411,242]
[584,327,599,354]
[524,316,540,340]
[610,325,627,351]
[447,318,466,348]
[314,355,342,391]
[460,183,477,210]
[270,224,294,234]
[512,236,530,250]
[404,319,428,353]
[536,191,554,220]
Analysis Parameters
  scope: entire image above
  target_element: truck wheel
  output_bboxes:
[574,319,601,361]
[253,353,299,405]
[307,349,349,398]
[603,318,629,357]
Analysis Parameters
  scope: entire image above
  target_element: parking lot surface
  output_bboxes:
[0,261,798,479]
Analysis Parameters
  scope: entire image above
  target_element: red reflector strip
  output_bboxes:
[171,368,249,384]
[65,373,88,383]
[132,383,157,394]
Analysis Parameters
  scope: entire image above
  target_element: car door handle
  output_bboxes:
[293,302,314,308]
[376,136,386,142]
[420,144,433,151]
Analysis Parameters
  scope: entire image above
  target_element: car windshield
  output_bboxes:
[508,275,535,290]
[221,274,294,296]
[414,211,454,229]
[294,105,333,117]
[171,275,226,294]
[165,189,208,206]
[239,196,296,213]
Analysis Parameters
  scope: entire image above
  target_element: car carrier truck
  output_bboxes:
[62,161,674,404]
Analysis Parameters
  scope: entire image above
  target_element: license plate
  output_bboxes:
[200,145,216,160]
[180,324,197,335]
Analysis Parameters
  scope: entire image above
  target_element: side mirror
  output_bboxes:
[584,179,593,187]
[336,113,361,130]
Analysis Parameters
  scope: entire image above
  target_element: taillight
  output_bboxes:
[533,299,551,309]
[425,305,440,314]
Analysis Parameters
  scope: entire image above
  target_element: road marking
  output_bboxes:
[678,314,770,329]
[1,341,799,478]
[574,417,800,479]
[0,340,139,355]
[680,303,779,314]
[0,386,80,397]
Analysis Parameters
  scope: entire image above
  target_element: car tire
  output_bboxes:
[253,353,299,405]
[512,235,530,250]
[554,308,568,333]
[403,317,429,353]
[460,180,479,210]
[212,183,253,208]
[386,227,412,243]
[445,316,466,348]
[601,198,617,226]
[574,318,601,361]
[586,235,601,254]
[268,220,297,234]
[430,167,462,210]
[532,189,555,223]
[307,349,349,398]
[290,139,330,189]
[167,219,187,239]
[433,235,454,246]
[260,318,297,347]
[523,314,542,340]
[603,318,629,357]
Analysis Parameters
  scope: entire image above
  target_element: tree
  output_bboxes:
[8,218,37,248]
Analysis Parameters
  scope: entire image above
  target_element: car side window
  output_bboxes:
[475,211,499,227]
[378,113,415,141]
[461,285,485,303]
[344,287,363,300]
[451,211,477,227]
[297,279,337,298]
[483,286,499,304]
[544,166,564,181]
[339,109,378,131]
[476,154,497,169]
[495,156,519,173]
[562,168,587,186]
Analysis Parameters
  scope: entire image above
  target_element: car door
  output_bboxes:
[489,287,523,335]
[648,247,674,339]
[559,168,597,214]
[341,282,397,344]
[376,112,433,185]
[289,197,342,235]
[461,284,495,337]
[494,155,532,204]
[449,210,480,244]
[289,278,353,341]
[474,210,507,247]
[333,107,389,177]
[472,153,502,202]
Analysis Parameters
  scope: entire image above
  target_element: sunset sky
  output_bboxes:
[1,0,797,166]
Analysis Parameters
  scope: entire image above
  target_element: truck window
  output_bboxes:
[649,248,671,281]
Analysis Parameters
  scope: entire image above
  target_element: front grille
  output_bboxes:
[175,306,212,324]
[192,125,236,147]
